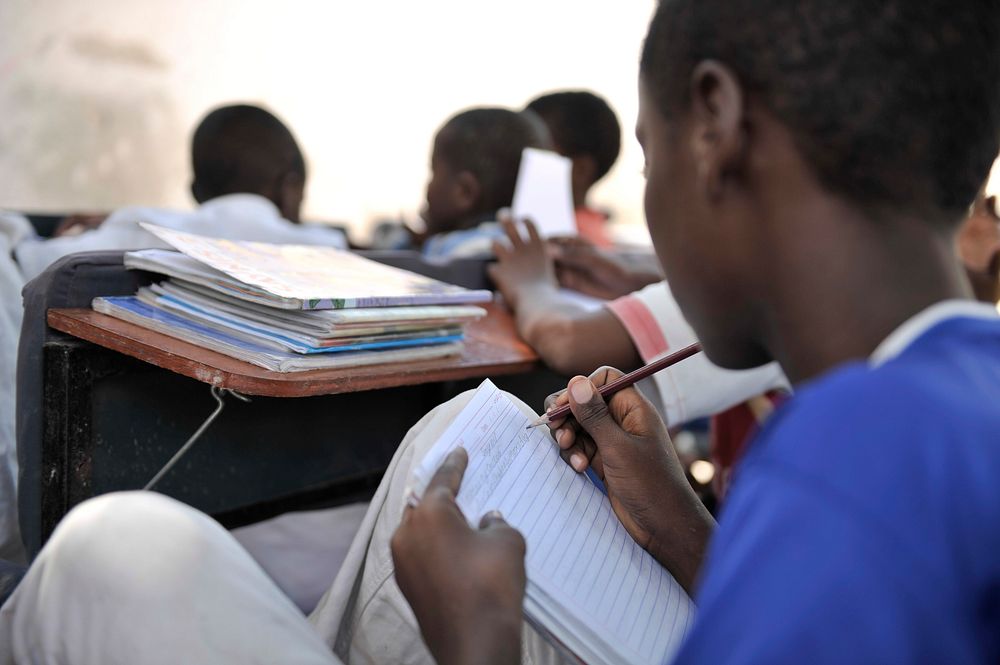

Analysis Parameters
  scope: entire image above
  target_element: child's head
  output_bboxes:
[637,0,1000,369]
[423,107,551,236]
[525,91,621,208]
[191,104,306,222]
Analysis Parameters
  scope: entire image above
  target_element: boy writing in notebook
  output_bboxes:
[2,0,999,663]
[397,0,1000,662]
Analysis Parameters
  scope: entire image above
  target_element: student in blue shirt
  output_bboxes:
[390,0,1000,662]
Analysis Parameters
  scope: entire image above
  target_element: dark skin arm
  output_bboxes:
[392,447,526,665]
[549,236,664,300]
[546,368,716,594]
[392,371,715,663]
[487,218,642,376]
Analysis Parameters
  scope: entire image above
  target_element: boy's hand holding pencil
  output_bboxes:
[543,359,716,595]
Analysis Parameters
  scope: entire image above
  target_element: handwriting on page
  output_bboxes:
[416,381,693,664]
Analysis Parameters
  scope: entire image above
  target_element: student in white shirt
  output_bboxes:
[11,104,347,282]
[0,105,347,566]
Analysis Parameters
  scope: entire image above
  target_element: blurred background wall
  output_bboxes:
[0,0,661,242]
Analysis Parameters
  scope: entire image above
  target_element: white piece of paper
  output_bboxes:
[511,148,578,238]
[411,380,693,665]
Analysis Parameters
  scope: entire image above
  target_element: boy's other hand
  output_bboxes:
[488,217,559,309]
[392,448,525,665]
[545,369,714,593]
[53,213,108,237]
[549,238,661,300]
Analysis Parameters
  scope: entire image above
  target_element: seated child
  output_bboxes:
[420,107,551,259]
[525,90,621,247]
[5,1,1000,662]
[0,104,349,568]
[11,104,347,281]
[490,177,1000,496]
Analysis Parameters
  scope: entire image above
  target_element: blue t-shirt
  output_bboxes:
[674,314,1000,664]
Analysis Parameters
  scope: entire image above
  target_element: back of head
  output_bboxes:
[526,91,621,184]
[434,107,552,218]
[190,104,306,218]
[640,0,1000,226]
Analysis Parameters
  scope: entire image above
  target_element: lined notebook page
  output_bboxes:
[411,380,693,665]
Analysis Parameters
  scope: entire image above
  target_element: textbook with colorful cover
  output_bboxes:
[91,224,493,371]
[409,380,694,665]
[135,284,474,355]
[128,224,493,310]
[93,296,464,373]
[147,280,487,337]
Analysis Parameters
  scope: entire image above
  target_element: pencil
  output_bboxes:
[526,342,703,428]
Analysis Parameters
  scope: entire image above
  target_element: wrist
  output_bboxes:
[436,606,522,665]
[647,489,716,594]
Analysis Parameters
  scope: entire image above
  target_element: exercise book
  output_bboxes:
[410,380,694,665]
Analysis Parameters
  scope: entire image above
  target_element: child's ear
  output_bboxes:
[276,171,305,223]
[190,179,207,204]
[688,60,747,202]
[454,170,483,213]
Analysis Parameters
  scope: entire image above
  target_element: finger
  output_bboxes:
[587,366,625,389]
[565,376,623,447]
[501,217,525,249]
[554,424,576,450]
[479,512,527,556]
[544,390,571,430]
[523,218,543,246]
[491,239,511,261]
[478,509,507,529]
[559,441,590,472]
[543,389,568,413]
[553,250,595,271]
[557,426,599,468]
[555,266,581,290]
[426,447,469,499]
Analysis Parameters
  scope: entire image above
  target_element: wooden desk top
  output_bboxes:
[47,303,540,397]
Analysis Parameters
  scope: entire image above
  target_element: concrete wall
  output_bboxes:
[0,0,659,241]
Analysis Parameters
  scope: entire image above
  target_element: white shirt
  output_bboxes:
[13,194,348,281]
[606,281,790,425]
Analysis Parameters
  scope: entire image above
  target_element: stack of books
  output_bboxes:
[93,224,492,372]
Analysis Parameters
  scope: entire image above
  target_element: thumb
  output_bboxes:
[479,511,527,556]
[566,377,621,446]
[479,510,508,530]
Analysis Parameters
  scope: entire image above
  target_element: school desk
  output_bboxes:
[32,302,558,554]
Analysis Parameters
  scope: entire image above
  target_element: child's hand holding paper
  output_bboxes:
[393,447,526,665]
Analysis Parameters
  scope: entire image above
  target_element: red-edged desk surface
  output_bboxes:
[46,302,540,397]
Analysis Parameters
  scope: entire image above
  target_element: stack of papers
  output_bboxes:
[410,380,694,665]
[93,224,492,372]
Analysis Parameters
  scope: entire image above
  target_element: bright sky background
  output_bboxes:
[0,0,660,242]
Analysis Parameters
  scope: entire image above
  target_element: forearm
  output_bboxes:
[510,283,640,376]
[647,487,716,595]
[617,250,664,289]
[432,610,522,665]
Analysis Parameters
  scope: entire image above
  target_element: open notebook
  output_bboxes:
[410,380,694,665]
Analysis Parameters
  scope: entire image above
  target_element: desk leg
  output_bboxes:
[38,341,122,554]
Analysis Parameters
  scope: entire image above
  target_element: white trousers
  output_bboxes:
[0,390,558,665]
